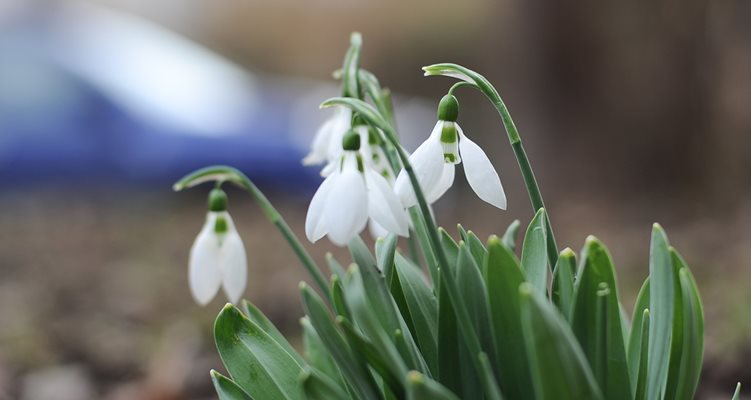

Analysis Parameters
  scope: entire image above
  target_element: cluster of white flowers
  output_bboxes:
[187,94,507,305]
[304,94,506,246]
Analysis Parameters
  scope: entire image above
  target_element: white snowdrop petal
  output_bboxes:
[303,117,336,165]
[188,214,223,305]
[395,122,445,206]
[221,231,248,304]
[426,163,455,204]
[324,169,369,246]
[368,219,389,240]
[458,127,507,210]
[305,174,336,242]
[366,169,409,236]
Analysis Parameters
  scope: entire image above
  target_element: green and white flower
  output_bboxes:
[188,189,247,305]
[306,131,409,246]
[395,94,507,210]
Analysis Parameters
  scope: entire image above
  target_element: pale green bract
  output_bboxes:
[174,32,740,400]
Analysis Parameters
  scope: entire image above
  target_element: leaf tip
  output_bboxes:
[560,247,576,258]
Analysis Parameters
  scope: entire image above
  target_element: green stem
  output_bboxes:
[444,66,559,268]
[175,167,332,302]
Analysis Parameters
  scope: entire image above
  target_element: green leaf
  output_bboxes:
[301,317,344,388]
[732,382,741,400]
[341,265,411,374]
[502,219,521,253]
[337,316,405,397]
[478,353,504,400]
[241,300,306,366]
[551,248,576,320]
[521,208,548,294]
[376,234,399,287]
[467,231,488,267]
[570,237,631,400]
[634,310,650,400]
[672,251,704,400]
[331,275,352,321]
[439,228,460,265]
[340,32,362,98]
[437,268,462,394]
[647,223,674,400]
[300,368,350,400]
[628,278,651,394]
[300,283,381,400]
[484,236,533,399]
[665,249,686,400]
[452,243,490,400]
[211,370,254,400]
[394,252,439,374]
[347,240,428,374]
[519,283,603,400]
[326,253,346,280]
[214,304,305,400]
[406,371,461,400]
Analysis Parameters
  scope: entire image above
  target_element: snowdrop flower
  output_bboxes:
[395,94,507,209]
[189,188,247,305]
[303,106,351,168]
[306,130,409,246]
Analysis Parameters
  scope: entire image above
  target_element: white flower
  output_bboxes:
[189,211,247,305]
[306,150,409,246]
[303,107,351,167]
[394,96,506,210]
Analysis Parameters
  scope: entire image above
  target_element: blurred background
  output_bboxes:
[0,0,749,399]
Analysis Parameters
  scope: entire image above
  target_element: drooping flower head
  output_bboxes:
[303,106,352,169]
[395,94,507,210]
[189,188,248,305]
[306,128,409,246]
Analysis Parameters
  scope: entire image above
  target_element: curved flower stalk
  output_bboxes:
[305,130,409,246]
[188,188,247,305]
[394,94,507,209]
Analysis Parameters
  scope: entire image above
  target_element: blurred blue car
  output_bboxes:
[0,3,326,192]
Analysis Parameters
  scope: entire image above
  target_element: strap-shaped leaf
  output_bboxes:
[241,300,305,366]
[439,228,460,266]
[484,236,533,399]
[376,234,399,285]
[647,223,674,400]
[672,251,704,400]
[337,316,405,397]
[466,231,488,270]
[342,265,411,380]
[394,252,439,374]
[628,278,651,394]
[453,243,490,399]
[502,220,521,253]
[520,283,603,400]
[301,317,344,388]
[570,237,631,400]
[551,248,576,320]
[299,367,350,400]
[214,304,305,400]
[211,370,254,400]
[478,353,505,400]
[521,208,548,294]
[634,310,650,400]
[300,283,381,400]
[732,382,741,400]
[406,371,461,400]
